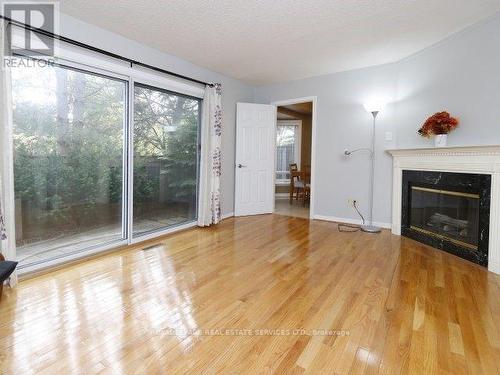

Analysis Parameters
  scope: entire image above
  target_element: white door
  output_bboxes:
[235,103,276,216]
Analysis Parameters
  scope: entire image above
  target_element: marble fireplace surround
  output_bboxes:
[387,145,500,275]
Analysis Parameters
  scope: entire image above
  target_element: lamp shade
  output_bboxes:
[363,99,386,114]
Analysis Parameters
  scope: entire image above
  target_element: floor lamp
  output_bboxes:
[361,100,385,233]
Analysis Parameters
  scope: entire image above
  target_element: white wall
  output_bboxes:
[58,13,254,216]
[55,12,500,223]
[255,14,500,225]
[255,64,397,225]
[394,14,500,148]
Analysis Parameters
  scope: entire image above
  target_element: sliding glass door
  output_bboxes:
[11,60,127,266]
[133,84,200,236]
[9,58,202,268]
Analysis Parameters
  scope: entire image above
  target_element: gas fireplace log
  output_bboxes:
[427,213,469,230]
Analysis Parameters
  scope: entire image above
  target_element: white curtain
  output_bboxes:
[198,83,222,226]
[0,20,17,285]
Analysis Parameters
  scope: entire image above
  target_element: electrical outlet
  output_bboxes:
[347,199,356,206]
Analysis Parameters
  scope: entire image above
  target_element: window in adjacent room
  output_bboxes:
[275,120,301,183]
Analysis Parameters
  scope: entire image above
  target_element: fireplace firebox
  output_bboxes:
[402,170,491,266]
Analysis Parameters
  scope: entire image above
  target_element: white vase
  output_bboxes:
[434,134,448,148]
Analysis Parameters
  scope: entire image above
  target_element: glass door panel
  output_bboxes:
[133,83,200,236]
[11,60,127,267]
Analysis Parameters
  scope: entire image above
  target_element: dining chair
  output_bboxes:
[302,171,311,206]
[289,163,306,204]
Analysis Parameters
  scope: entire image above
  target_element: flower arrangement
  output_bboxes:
[418,111,459,137]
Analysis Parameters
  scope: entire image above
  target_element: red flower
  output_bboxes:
[418,111,459,138]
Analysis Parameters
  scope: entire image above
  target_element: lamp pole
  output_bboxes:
[361,111,382,233]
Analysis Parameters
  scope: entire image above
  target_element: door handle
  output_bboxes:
[237,164,247,168]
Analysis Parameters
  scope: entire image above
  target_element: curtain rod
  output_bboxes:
[0,15,212,87]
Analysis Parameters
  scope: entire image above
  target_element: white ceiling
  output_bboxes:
[60,0,500,85]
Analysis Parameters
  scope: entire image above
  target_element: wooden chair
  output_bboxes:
[289,164,298,189]
[289,164,302,203]
[301,171,311,207]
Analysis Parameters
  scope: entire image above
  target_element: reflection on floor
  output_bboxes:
[2,215,500,373]
[274,198,310,219]
[17,214,192,268]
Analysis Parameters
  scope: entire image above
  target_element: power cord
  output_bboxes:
[353,200,366,225]
[338,200,365,232]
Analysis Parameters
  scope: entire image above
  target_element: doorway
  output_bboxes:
[272,98,317,219]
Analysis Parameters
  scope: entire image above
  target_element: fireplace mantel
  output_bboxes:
[387,145,500,274]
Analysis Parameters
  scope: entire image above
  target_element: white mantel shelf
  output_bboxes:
[387,145,500,275]
[388,145,500,156]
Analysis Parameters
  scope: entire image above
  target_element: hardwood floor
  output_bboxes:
[274,199,310,219]
[1,215,500,374]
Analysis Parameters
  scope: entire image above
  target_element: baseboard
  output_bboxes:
[313,214,392,229]
[488,260,500,275]
[221,211,391,229]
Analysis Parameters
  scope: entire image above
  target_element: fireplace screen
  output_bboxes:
[410,186,479,250]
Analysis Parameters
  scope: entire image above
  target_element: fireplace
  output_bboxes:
[401,170,491,266]
[388,146,500,274]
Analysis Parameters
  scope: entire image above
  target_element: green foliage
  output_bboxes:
[12,64,199,232]
[133,86,199,204]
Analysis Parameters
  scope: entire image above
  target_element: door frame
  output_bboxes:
[271,96,317,220]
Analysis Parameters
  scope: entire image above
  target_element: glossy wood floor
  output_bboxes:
[1,215,500,374]
[274,199,310,219]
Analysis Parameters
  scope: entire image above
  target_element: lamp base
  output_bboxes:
[361,225,382,233]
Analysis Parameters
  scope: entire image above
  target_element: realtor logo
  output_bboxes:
[2,1,58,57]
